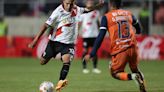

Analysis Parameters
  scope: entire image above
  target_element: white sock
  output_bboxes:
[131,73,139,85]
[131,73,137,80]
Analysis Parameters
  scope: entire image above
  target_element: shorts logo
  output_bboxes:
[43,52,46,57]
[69,48,74,61]
[83,42,87,47]
[69,48,75,55]
[48,18,52,21]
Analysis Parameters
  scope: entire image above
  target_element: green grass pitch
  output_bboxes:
[0,58,164,92]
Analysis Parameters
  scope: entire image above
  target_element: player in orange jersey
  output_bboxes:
[84,0,147,92]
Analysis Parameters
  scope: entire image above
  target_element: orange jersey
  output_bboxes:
[105,9,137,55]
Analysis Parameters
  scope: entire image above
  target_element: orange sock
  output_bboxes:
[117,72,129,81]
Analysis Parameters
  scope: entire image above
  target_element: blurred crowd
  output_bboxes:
[154,1,164,24]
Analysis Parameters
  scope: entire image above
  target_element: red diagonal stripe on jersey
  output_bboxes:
[71,8,77,17]
[91,11,97,18]
[55,27,62,37]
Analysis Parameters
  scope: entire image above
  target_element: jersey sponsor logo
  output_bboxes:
[57,17,76,29]
[61,17,76,24]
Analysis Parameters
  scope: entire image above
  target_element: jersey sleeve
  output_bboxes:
[132,15,142,34]
[90,16,108,57]
[96,11,101,21]
[45,9,58,26]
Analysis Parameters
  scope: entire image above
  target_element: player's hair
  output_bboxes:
[83,0,96,5]
[110,0,122,9]
[62,0,75,2]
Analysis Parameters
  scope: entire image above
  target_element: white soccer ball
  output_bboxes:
[39,81,54,92]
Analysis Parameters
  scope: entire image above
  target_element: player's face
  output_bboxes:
[63,0,75,12]
[86,0,94,8]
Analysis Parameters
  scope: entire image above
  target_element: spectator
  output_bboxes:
[155,2,164,24]
[0,17,8,36]
[0,16,14,47]
[139,2,149,35]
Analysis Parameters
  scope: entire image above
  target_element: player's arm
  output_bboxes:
[84,0,104,13]
[132,15,142,34]
[28,10,57,48]
[84,16,107,60]
[28,24,49,48]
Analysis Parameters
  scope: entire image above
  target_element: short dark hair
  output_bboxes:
[110,0,122,8]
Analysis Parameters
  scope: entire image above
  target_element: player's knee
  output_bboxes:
[111,71,120,80]
[62,54,73,63]
[40,58,48,65]
[111,72,117,79]
[82,51,88,57]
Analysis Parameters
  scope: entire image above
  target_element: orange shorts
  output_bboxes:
[110,47,139,74]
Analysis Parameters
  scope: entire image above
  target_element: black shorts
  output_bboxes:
[83,38,96,48]
[42,40,75,60]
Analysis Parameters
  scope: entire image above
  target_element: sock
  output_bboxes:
[59,63,70,80]
[131,73,137,80]
[117,72,133,81]
[82,53,87,69]
[82,58,87,69]
[92,55,98,69]
[132,71,144,81]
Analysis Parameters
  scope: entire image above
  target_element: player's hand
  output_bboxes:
[83,54,91,62]
[28,41,37,49]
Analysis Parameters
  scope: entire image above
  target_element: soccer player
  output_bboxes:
[80,0,101,74]
[84,0,147,92]
[28,0,104,91]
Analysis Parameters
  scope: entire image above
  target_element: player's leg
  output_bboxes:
[130,66,146,92]
[92,53,101,74]
[110,51,130,81]
[87,38,101,74]
[40,41,54,65]
[129,47,147,92]
[59,54,72,80]
[55,45,74,91]
[110,49,137,81]
[82,38,89,73]
[82,47,88,69]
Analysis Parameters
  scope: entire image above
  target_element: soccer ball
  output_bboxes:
[39,81,54,92]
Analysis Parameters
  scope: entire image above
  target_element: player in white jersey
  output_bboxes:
[80,0,101,74]
[28,0,104,91]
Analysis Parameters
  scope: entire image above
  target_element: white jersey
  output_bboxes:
[46,5,85,44]
[80,10,100,38]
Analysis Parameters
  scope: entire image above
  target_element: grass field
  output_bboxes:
[0,58,164,92]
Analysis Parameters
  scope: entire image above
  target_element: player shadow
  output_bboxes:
[92,90,137,92]
[92,89,164,92]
